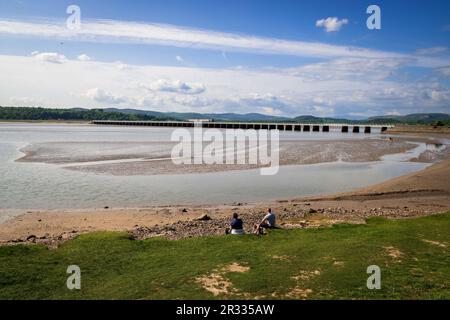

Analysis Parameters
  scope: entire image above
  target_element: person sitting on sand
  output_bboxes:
[226,213,245,235]
[254,208,276,234]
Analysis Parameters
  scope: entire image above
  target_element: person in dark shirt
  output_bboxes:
[226,213,245,235]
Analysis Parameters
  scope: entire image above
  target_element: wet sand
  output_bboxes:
[1,130,450,247]
[17,137,436,175]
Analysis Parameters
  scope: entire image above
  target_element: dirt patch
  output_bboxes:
[284,269,321,299]
[272,255,290,260]
[422,239,447,248]
[195,263,250,297]
[333,261,345,267]
[196,273,236,296]
[384,246,404,262]
[225,263,250,273]
[292,269,321,281]
[285,287,313,299]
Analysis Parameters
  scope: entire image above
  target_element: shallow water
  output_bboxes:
[0,123,443,212]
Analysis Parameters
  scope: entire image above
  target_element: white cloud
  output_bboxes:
[312,97,333,106]
[145,79,206,95]
[427,90,449,102]
[175,55,184,62]
[437,67,450,77]
[0,54,449,117]
[236,93,291,111]
[312,106,335,116]
[0,18,405,60]
[32,52,67,64]
[261,107,284,116]
[316,17,348,32]
[1,18,447,68]
[115,61,128,70]
[77,54,91,61]
[415,47,448,56]
[85,88,127,104]
[285,57,405,84]
[9,96,46,106]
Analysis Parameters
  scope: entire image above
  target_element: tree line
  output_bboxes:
[0,107,173,121]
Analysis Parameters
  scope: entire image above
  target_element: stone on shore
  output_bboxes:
[195,214,211,221]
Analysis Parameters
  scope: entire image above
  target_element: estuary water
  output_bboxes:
[0,123,438,212]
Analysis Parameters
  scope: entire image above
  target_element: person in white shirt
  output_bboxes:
[254,208,276,234]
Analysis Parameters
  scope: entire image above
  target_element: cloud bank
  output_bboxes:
[0,18,420,62]
[1,53,448,118]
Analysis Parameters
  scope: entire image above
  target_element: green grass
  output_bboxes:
[0,213,449,300]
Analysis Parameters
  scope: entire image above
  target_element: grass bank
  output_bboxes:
[0,213,448,300]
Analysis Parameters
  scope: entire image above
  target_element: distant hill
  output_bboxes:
[293,115,361,124]
[368,113,450,124]
[103,108,167,118]
[1,106,449,125]
[104,108,290,122]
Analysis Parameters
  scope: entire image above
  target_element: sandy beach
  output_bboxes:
[1,129,450,247]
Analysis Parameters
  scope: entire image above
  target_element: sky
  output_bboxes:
[0,0,449,118]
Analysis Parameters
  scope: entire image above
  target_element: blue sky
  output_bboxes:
[0,0,449,118]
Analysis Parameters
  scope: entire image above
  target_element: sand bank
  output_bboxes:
[17,138,419,176]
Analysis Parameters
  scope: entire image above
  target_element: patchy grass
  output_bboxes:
[0,213,449,300]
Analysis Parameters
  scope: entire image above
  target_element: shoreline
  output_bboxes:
[1,130,450,247]
[386,124,450,135]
